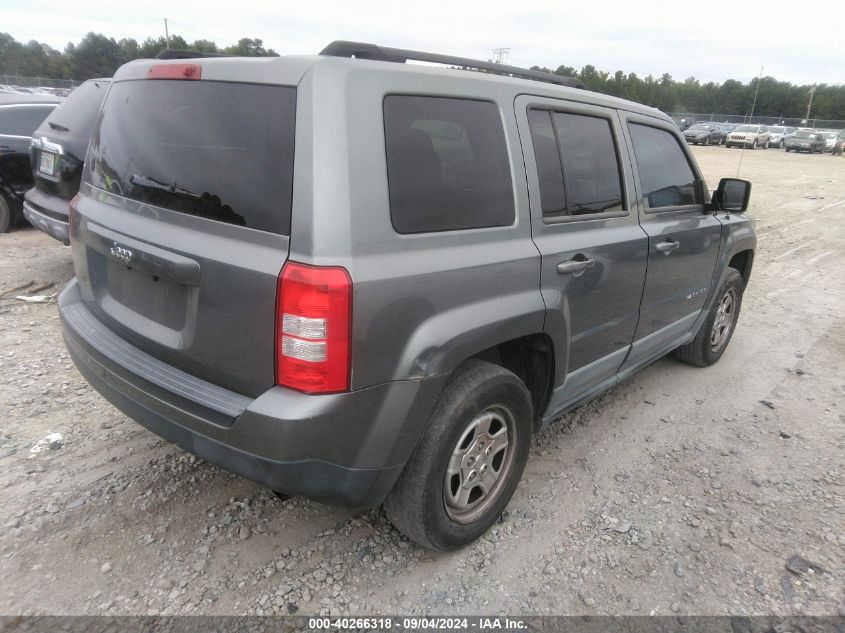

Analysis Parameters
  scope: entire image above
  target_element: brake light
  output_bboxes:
[68,194,79,243]
[275,262,352,394]
[147,63,202,80]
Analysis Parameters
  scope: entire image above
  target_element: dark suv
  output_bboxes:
[59,42,756,550]
[0,94,61,232]
[24,78,110,244]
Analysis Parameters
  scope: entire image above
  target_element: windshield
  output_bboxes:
[734,125,758,132]
[87,80,296,235]
[795,131,817,139]
[769,126,785,133]
[822,132,837,139]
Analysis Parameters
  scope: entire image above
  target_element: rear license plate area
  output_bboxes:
[39,151,59,176]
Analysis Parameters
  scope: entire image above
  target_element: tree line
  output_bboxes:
[2,31,842,120]
[530,64,844,121]
[0,31,278,82]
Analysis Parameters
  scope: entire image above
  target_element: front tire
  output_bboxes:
[0,195,11,234]
[675,268,744,367]
[384,360,533,551]
[751,140,757,150]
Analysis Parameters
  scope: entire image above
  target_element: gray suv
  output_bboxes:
[59,42,756,550]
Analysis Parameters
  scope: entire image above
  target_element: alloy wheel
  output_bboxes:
[444,404,517,524]
[710,288,737,352]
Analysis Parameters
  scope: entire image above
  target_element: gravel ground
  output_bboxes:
[1,147,843,617]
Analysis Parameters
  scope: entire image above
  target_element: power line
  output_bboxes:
[165,20,229,45]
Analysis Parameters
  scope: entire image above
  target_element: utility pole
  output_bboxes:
[164,18,170,48]
[804,85,816,124]
[491,48,510,64]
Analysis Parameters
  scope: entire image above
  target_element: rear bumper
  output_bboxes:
[59,279,444,508]
[22,188,70,244]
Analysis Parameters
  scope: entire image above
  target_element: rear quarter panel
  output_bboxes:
[290,61,545,390]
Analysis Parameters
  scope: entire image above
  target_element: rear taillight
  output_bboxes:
[275,262,352,394]
[68,194,79,243]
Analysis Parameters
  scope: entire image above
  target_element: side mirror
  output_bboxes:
[712,178,751,212]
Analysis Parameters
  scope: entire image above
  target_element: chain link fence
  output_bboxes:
[1,75,82,90]
[669,112,845,130]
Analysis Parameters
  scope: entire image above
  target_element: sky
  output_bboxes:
[3,0,844,85]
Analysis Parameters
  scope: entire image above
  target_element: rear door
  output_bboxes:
[618,112,722,366]
[515,95,648,410]
[72,76,296,396]
[0,102,57,197]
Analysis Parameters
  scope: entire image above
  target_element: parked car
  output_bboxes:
[715,123,737,143]
[766,125,796,148]
[683,122,723,145]
[59,41,756,550]
[673,117,695,131]
[784,129,826,153]
[820,131,840,153]
[0,94,62,233]
[24,78,110,244]
[725,124,770,149]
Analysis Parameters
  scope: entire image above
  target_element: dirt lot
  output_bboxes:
[1,147,843,617]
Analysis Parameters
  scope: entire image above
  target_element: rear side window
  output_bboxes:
[41,80,108,138]
[527,110,566,214]
[628,123,700,210]
[87,80,296,235]
[527,108,624,218]
[0,105,55,136]
[383,96,514,234]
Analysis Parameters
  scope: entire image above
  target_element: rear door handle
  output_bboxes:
[556,258,595,275]
[655,239,681,255]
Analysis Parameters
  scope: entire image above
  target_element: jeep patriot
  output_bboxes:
[59,41,756,550]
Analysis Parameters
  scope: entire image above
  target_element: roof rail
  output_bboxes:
[319,41,584,89]
[155,49,228,60]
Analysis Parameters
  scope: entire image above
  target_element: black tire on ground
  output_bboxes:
[751,140,757,150]
[704,137,709,146]
[384,360,533,551]
[674,268,744,368]
[0,195,11,234]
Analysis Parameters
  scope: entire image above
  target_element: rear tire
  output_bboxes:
[674,268,744,368]
[0,195,11,234]
[384,360,533,551]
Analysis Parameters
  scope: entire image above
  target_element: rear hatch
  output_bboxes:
[29,79,110,207]
[72,71,296,396]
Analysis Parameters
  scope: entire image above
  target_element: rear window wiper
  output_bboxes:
[130,174,201,199]
[47,121,69,132]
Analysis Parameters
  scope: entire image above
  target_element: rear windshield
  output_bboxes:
[42,80,109,137]
[87,80,296,235]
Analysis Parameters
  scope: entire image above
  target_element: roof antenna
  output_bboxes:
[737,65,764,178]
